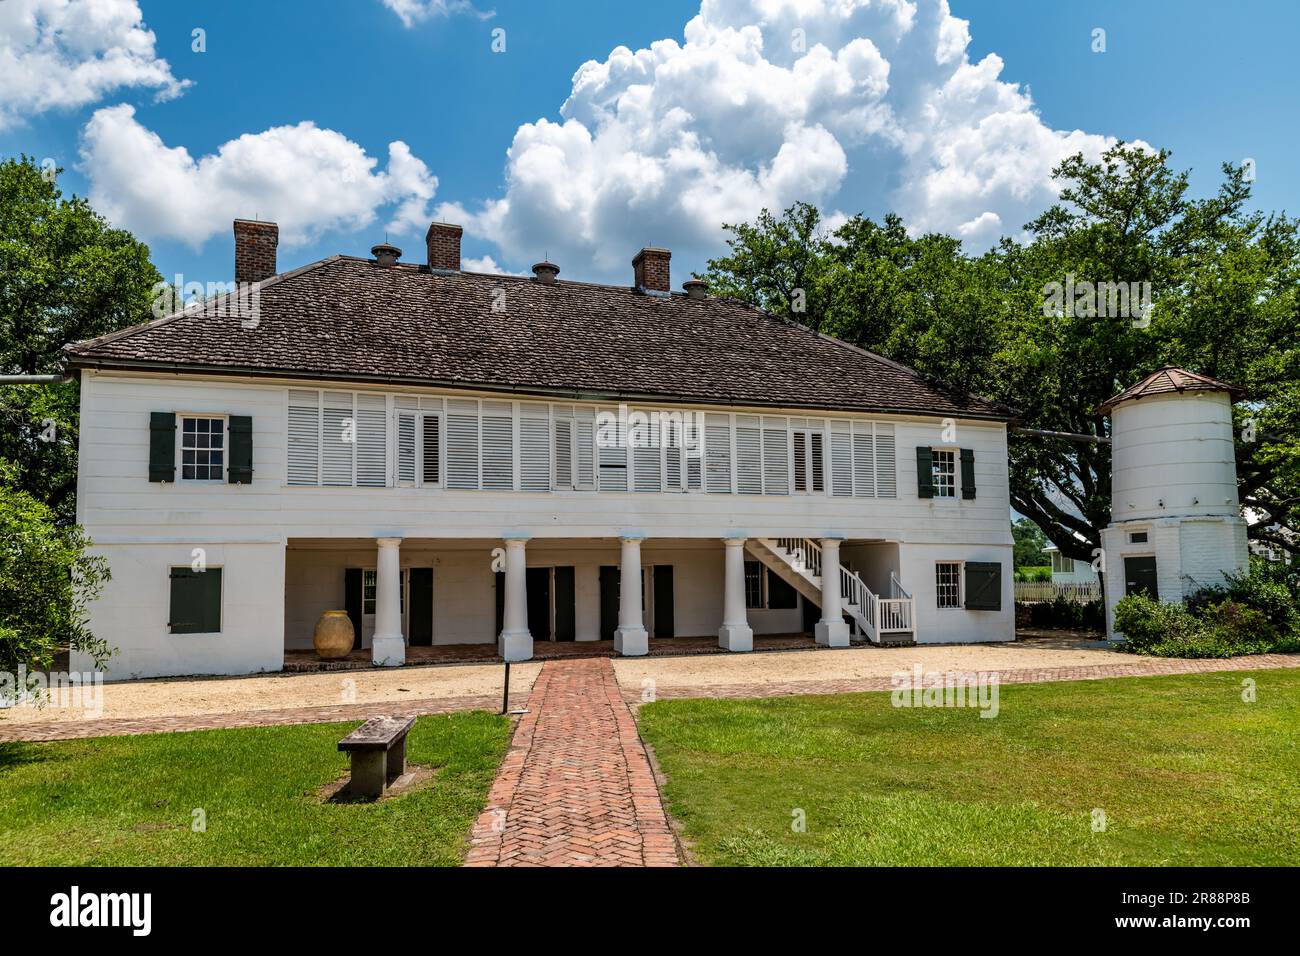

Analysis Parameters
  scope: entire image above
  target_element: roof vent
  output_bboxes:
[683,278,708,300]
[532,260,560,284]
[371,242,402,268]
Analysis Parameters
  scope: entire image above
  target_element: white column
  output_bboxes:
[718,536,753,652]
[614,535,648,656]
[498,536,533,662]
[815,536,850,647]
[372,536,405,666]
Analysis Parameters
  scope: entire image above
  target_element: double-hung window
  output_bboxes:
[179,415,226,481]
[931,448,956,498]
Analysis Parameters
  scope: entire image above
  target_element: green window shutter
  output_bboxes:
[149,412,176,482]
[169,567,222,633]
[228,415,253,484]
[964,562,1002,611]
[960,448,976,499]
[915,446,935,498]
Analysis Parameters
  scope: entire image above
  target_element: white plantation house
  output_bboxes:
[65,219,1023,680]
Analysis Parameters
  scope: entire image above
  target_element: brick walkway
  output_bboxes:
[465,658,678,867]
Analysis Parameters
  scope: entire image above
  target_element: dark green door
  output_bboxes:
[344,568,363,647]
[653,565,674,639]
[526,567,551,641]
[409,568,433,646]
[1124,556,1158,599]
[554,566,576,641]
[599,566,620,641]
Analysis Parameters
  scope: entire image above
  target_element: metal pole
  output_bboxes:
[0,374,73,384]
[1011,426,1111,445]
[501,661,510,715]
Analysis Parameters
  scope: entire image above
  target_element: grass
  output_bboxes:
[638,669,1300,866]
[0,711,511,866]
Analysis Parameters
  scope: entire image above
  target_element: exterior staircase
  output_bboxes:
[747,537,916,646]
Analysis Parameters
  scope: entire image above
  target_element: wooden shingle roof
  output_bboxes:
[1098,366,1244,414]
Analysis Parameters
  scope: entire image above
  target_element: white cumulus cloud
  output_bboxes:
[79,105,439,249]
[380,0,494,29]
[449,0,1124,282]
[0,0,189,129]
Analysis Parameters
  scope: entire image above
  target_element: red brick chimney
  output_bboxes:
[426,222,462,271]
[633,247,670,293]
[233,220,278,284]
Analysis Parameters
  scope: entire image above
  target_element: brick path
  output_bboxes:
[464,658,678,867]
[623,652,1300,705]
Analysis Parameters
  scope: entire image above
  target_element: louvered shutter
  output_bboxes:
[633,415,661,492]
[576,418,595,490]
[228,415,253,484]
[149,411,176,482]
[810,432,825,492]
[553,418,574,488]
[685,419,703,491]
[665,418,683,492]
[598,410,627,492]
[421,414,441,485]
[762,419,789,495]
[793,431,808,492]
[960,447,976,499]
[481,400,514,490]
[964,562,1002,610]
[520,408,550,492]
[287,391,320,486]
[874,424,896,497]
[322,392,354,487]
[705,415,732,494]
[447,399,480,489]
[852,422,875,497]
[830,422,852,496]
[735,416,762,494]
[396,411,417,485]
[355,394,386,487]
[915,446,935,498]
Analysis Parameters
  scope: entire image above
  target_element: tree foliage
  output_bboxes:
[700,143,1300,564]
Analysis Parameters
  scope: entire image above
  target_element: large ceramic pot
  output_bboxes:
[313,610,355,660]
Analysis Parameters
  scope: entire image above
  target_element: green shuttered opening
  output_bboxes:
[169,567,223,633]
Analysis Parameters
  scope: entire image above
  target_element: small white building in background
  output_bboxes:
[65,220,1020,680]
[1043,542,1099,585]
[1099,368,1250,639]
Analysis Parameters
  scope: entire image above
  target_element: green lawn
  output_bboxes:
[638,670,1300,866]
[0,711,511,866]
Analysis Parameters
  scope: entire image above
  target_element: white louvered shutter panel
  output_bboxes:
[481,400,514,491]
[520,407,550,492]
[633,415,661,492]
[322,392,354,487]
[705,414,732,494]
[396,410,417,485]
[874,423,897,497]
[576,418,595,490]
[287,390,320,486]
[735,416,762,495]
[685,418,703,491]
[810,431,825,493]
[792,430,808,492]
[598,410,627,492]
[852,421,876,497]
[830,421,852,497]
[421,414,441,486]
[665,416,683,492]
[762,419,789,495]
[446,399,480,489]
[355,394,387,487]
[553,417,574,489]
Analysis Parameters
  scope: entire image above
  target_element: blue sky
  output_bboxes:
[2,0,1295,289]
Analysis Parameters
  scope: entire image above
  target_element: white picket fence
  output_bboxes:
[1014,581,1101,604]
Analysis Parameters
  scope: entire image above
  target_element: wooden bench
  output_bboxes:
[337,716,416,798]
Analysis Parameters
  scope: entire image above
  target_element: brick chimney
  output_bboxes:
[426,222,462,271]
[234,220,278,284]
[633,247,670,293]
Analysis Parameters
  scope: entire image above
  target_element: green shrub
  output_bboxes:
[1114,594,1287,659]
[1113,595,1202,654]
[1025,595,1104,630]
